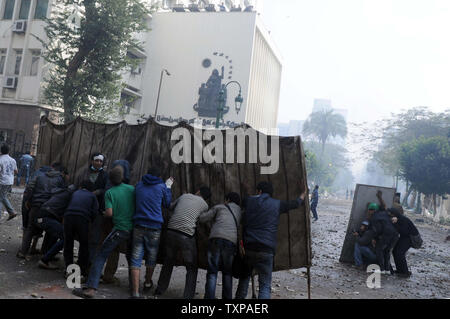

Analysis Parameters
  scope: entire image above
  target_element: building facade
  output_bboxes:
[139,9,282,131]
[0,0,280,158]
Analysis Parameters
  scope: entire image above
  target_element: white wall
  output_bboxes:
[140,11,257,128]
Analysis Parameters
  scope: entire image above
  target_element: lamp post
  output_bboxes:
[154,68,171,119]
[215,80,243,129]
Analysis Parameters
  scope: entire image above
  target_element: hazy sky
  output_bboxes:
[259,0,450,124]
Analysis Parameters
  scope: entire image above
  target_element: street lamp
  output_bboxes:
[154,68,171,119]
[215,80,243,129]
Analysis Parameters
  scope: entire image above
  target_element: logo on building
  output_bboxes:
[193,52,237,118]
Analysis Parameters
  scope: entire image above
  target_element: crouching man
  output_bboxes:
[353,220,377,270]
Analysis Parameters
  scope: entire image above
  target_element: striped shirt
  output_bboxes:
[168,193,209,237]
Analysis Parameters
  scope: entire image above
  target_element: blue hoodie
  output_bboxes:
[134,174,172,229]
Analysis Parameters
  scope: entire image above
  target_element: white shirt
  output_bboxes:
[0,154,17,185]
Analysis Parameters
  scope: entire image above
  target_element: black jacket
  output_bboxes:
[64,189,99,222]
[36,186,76,222]
[394,214,419,238]
[79,167,108,212]
[369,210,398,238]
[29,170,66,206]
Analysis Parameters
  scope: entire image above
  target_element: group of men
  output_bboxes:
[2,146,307,299]
[352,191,420,278]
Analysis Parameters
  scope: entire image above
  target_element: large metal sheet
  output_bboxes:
[339,184,396,264]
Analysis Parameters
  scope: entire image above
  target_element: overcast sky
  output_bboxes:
[259,0,450,125]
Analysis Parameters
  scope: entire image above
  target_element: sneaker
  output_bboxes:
[38,260,58,270]
[7,213,18,221]
[143,280,153,293]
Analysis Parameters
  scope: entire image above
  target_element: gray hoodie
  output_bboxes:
[199,202,242,245]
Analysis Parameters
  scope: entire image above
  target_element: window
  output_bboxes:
[29,50,40,76]
[14,50,22,75]
[18,0,31,19]
[34,0,48,19]
[3,0,15,19]
[0,49,6,75]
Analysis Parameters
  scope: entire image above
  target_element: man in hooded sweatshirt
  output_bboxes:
[129,167,173,298]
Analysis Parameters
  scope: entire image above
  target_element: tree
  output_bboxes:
[304,141,350,190]
[37,0,150,122]
[302,109,347,154]
[399,136,450,213]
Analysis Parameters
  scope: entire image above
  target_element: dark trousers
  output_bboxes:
[64,215,90,276]
[20,205,41,255]
[88,213,103,264]
[375,233,397,271]
[36,217,64,263]
[204,238,236,299]
[311,204,318,220]
[156,229,198,299]
[393,236,411,274]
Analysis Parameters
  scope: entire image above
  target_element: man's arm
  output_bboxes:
[279,192,306,214]
[104,208,113,218]
[199,206,217,223]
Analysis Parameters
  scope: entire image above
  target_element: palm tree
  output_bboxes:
[302,109,347,154]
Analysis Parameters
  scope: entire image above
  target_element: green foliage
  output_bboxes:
[36,0,150,122]
[304,141,351,189]
[399,136,450,196]
[302,109,347,152]
[364,107,449,177]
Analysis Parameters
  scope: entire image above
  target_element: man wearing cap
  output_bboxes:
[352,220,377,270]
[367,202,399,274]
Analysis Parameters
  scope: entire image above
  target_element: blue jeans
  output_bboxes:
[17,165,30,186]
[354,242,377,266]
[86,229,131,289]
[235,250,274,299]
[130,226,161,268]
[204,238,236,299]
[0,185,14,214]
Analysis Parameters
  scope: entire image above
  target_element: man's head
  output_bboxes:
[51,162,63,172]
[225,192,241,206]
[1,144,9,155]
[315,185,319,190]
[109,166,124,186]
[196,186,211,201]
[91,152,105,170]
[147,166,161,178]
[80,179,95,192]
[360,220,370,231]
[367,202,380,218]
[394,192,401,203]
[387,207,401,218]
[256,181,273,196]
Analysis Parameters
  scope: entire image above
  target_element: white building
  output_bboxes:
[138,8,282,131]
[0,0,280,155]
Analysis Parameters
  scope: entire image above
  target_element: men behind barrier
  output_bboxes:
[73,166,135,299]
[129,167,173,298]
[352,220,377,270]
[63,180,99,278]
[367,201,399,275]
[154,186,211,299]
[235,181,306,299]
[36,184,77,270]
[199,192,242,299]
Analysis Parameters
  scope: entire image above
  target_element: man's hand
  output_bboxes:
[353,232,359,237]
[299,192,306,201]
[391,217,398,224]
[372,239,376,247]
[165,177,174,189]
